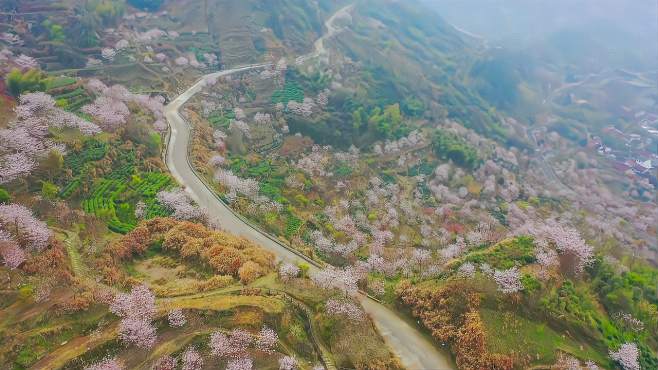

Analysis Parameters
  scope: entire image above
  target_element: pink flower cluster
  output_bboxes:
[156,188,207,221]
[278,263,300,281]
[278,356,297,370]
[609,342,640,370]
[311,266,360,296]
[325,298,365,321]
[181,346,204,370]
[209,329,252,358]
[84,357,125,370]
[1,92,99,184]
[167,309,187,327]
[110,285,157,349]
[255,326,278,353]
[493,267,523,294]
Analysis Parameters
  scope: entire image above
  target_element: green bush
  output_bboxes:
[432,129,480,169]
[41,181,60,200]
[0,187,10,204]
[6,69,46,97]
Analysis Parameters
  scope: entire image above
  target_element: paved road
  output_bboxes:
[163,5,454,369]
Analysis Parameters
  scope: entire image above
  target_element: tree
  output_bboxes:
[493,267,523,294]
[110,285,157,349]
[279,356,297,370]
[238,261,263,284]
[227,358,253,370]
[168,309,186,327]
[152,355,177,370]
[84,357,125,370]
[210,329,252,359]
[0,187,10,204]
[255,326,278,353]
[278,263,300,281]
[40,149,64,180]
[0,203,52,251]
[5,69,46,97]
[325,299,365,321]
[118,317,157,349]
[181,346,203,370]
[609,343,640,370]
[41,181,59,200]
[432,129,480,169]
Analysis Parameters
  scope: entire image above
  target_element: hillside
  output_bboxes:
[1,0,657,369]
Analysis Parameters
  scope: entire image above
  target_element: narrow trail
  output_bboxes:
[163,4,454,370]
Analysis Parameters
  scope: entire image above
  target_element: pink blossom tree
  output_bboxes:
[227,358,253,370]
[609,343,640,370]
[278,263,300,281]
[493,267,523,294]
[118,318,157,349]
[168,309,186,327]
[210,329,252,359]
[110,285,157,349]
[279,356,297,370]
[255,326,278,353]
[0,203,52,251]
[84,357,125,370]
[152,355,177,370]
[311,267,360,296]
[325,299,365,321]
[156,188,207,221]
[181,346,204,370]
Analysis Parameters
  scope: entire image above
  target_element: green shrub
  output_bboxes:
[0,187,10,204]
[41,181,60,200]
[6,69,46,97]
[432,129,480,169]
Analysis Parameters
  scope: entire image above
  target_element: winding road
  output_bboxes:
[164,5,454,370]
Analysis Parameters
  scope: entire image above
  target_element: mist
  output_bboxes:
[423,0,658,72]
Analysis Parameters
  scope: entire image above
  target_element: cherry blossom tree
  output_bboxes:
[457,262,476,278]
[255,326,278,353]
[209,154,226,168]
[168,309,186,327]
[14,54,38,70]
[214,169,259,200]
[152,355,177,370]
[181,346,204,370]
[0,203,52,251]
[210,329,252,359]
[493,267,523,294]
[609,343,640,370]
[175,57,189,66]
[311,267,360,296]
[325,298,365,321]
[279,356,297,370]
[84,357,125,370]
[118,317,157,349]
[227,358,253,370]
[278,263,300,281]
[110,285,156,320]
[0,239,26,269]
[134,201,146,219]
[156,188,207,221]
[82,96,130,131]
[110,285,157,349]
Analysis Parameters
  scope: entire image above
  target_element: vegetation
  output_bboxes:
[432,129,480,169]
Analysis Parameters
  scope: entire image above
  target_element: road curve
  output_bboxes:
[163,5,454,370]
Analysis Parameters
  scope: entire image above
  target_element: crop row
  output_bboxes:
[271,81,304,104]
[82,179,135,234]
